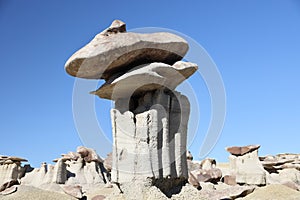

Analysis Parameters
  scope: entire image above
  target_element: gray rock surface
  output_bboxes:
[21,162,47,187]
[52,158,67,184]
[0,156,29,185]
[21,160,68,186]
[111,89,189,184]
[65,157,107,185]
[0,163,27,185]
[92,61,198,100]
[65,20,189,79]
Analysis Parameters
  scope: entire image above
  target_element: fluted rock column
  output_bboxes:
[53,158,67,184]
[111,89,189,184]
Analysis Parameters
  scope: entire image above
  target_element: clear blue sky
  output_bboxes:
[0,0,299,167]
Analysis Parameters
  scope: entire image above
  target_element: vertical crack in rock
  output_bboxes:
[111,109,119,183]
[146,113,151,145]
[168,92,177,178]
[146,112,154,177]
[133,109,139,178]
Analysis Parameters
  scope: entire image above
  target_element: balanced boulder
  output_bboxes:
[65,20,189,79]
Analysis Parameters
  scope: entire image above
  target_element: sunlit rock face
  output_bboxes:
[0,156,29,185]
[110,89,190,183]
[226,145,267,186]
[21,147,109,188]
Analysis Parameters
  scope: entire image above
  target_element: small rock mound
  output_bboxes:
[189,158,222,186]
[260,153,300,173]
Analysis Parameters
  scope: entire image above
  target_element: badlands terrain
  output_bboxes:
[0,145,300,200]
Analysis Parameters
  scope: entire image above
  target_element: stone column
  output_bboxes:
[111,89,189,184]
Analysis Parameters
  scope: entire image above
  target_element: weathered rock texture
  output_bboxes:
[21,146,109,190]
[21,160,68,186]
[189,158,222,187]
[111,89,189,184]
[259,153,300,191]
[3,146,300,199]
[260,153,300,173]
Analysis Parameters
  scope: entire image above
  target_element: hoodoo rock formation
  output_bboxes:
[65,19,198,194]
[226,145,267,185]
[21,146,109,189]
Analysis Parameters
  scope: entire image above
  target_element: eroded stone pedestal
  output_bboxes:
[111,89,189,188]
